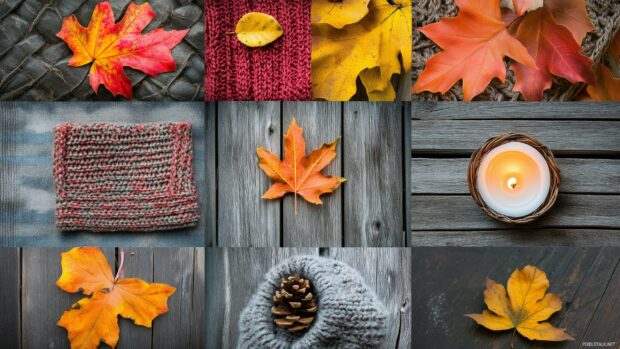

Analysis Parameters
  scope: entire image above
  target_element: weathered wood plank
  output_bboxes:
[323,248,412,349]
[205,247,318,349]
[118,248,153,348]
[410,229,620,247]
[282,102,343,247]
[412,158,620,194]
[411,247,613,349]
[412,102,620,120]
[411,120,620,155]
[206,102,217,247]
[217,102,281,247]
[190,248,205,349]
[153,248,199,349]
[344,102,405,246]
[0,248,20,348]
[0,102,206,247]
[412,194,620,230]
[21,248,115,349]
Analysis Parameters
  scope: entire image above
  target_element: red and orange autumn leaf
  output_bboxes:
[57,247,175,349]
[510,7,594,101]
[412,0,536,101]
[57,1,187,99]
[256,118,345,214]
[544,0,593,45]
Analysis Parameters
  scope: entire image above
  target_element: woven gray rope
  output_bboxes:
[412,0,620,101]
[467,133,561,224]
[237,256,388,349]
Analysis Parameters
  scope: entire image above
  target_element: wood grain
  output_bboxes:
[206,103,217,247]
[0,102,206,247]
[282,102,343,247]
[217,102,281,247]
[412,247,620,349]
[0,248,20,348]
[344,102,405,246]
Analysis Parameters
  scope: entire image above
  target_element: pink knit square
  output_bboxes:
[53,123,199,232]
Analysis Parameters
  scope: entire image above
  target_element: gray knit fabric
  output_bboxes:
[237,256,388,349]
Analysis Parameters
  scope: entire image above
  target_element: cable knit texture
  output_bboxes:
[237,256,388,349]
[53,123,199,232]
[205,0,311,101]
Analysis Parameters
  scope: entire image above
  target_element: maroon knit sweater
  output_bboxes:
[205,0,312,101]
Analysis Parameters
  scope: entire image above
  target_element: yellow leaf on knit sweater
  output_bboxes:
[235,12,283,47]
[312,0,411,101]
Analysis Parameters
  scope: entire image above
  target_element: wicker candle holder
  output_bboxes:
[467,133,560,224]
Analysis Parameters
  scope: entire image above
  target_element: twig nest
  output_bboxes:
[238,256,387,349]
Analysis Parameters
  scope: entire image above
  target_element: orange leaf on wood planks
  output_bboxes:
[57,1,187,99]
[57,247,175,349]
[510,7,594,101]
[412,0,536,101]
[466,265,573,346]
[256,118,345,214]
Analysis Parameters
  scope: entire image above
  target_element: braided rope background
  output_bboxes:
[412,0,620,101]
[467,133,561,224]
[0,0,204,101]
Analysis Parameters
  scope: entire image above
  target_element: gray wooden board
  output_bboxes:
[411,102,620,246]
[0,248,20,348]
[0,102,206,247]
[17,247,203,349]
[206,103,217,247]
[205,247,411,349]
[411,247,620,349]
[211,101,407,247]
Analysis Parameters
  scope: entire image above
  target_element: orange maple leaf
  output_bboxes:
[412,0,536,101]
[510,7,594,101]
[544,0,593,45]
[583,65,620,101]
[57,2,187,99]
[57,247,175,349]
[256,118,346,214]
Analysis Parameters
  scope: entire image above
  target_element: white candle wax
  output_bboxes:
[476,142,551,218]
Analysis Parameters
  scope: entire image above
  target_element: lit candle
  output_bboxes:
[476,142,551,218]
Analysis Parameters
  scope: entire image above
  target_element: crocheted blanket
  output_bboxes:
[412,0,620,101]
[204,0,312,100]
[53,123,199,232]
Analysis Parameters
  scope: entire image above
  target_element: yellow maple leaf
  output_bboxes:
[234,12,283,47]
[312,0,370,29]
[312,0,411,101]
[466,265,573,346]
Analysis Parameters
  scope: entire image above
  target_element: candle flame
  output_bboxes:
[507,177,518,190]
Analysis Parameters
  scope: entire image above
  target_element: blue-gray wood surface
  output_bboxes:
[0,247,204,349]
[411,102,620,246]
[207,101,409,247]
[206,247,411,349]
[412,247,620,348]
[0,102,206,247]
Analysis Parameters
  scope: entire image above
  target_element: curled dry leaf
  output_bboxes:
[56,247,175,349]
[583,65,620,101]
[312,0,370,29]
[510,7,594,101]
[412,0,536,101]
[234,12,283,47]
[256,118,345,214]
[466,265,574,345]
[312,0,411,101]
[57,1,187,99]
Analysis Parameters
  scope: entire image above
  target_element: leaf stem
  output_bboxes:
[511,328,516,349]
[114,249,125,282]
[294,193,298,216]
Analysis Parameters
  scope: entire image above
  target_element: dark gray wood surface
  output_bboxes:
[206,247,411,349]
[0,102,206,247]
[412,247,620,349]
[2,247,203,349]
[208,102,408,247]
[411,102,620,246]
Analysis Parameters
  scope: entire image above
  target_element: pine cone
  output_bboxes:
[271,274,318,332]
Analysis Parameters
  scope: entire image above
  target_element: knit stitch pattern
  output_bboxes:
[237,256,388,349]
[53,123,199,232]
[205,0,312,101]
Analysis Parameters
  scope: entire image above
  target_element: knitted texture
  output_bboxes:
[204,0,312,101]
[412,0,620,101]
[238,256,388,349]
[53,123,199,232]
